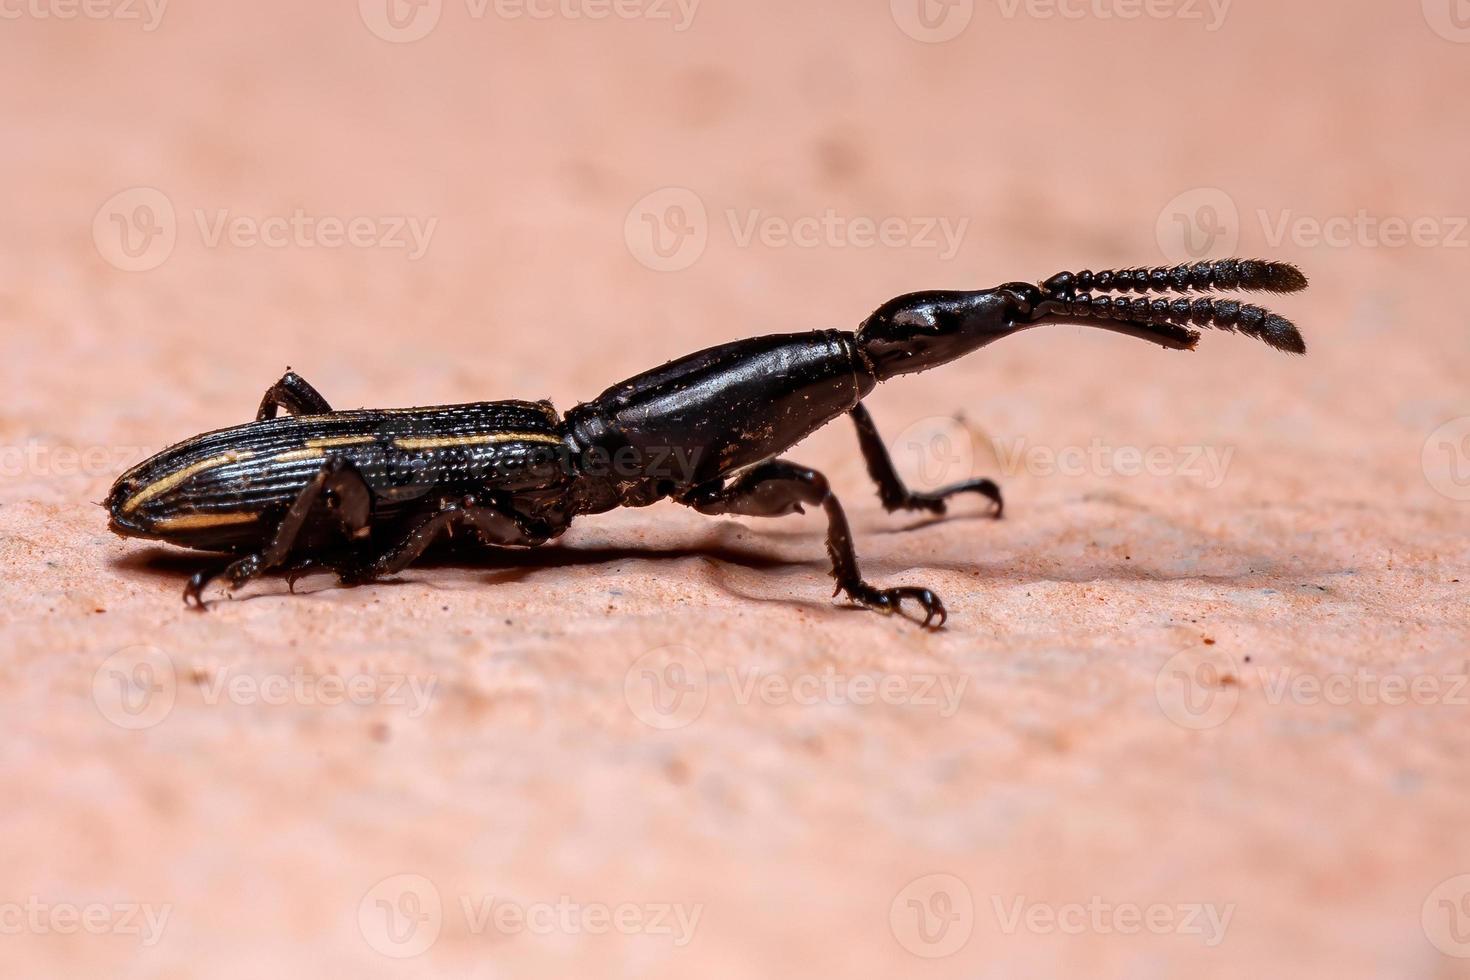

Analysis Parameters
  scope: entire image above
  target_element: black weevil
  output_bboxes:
[107,258,1308,627]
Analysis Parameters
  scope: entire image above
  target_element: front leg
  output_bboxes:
[256,369,333,421]
[680,459,946,628]
[185,457,373,607]
[849,403,1003,518]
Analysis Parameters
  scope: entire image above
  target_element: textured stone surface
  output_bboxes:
[1,1,1467,975]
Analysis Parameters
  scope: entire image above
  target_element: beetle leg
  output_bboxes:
[184,457,372,607]
[848,403,1003,519]
[338,495,549,585]
[680,459,947,629]
[255,369,333,421]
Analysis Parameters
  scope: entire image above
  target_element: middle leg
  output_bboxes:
[849,403,1003,518]
[338,494,550,585]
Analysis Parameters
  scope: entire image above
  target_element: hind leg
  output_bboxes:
[680,459,946,628]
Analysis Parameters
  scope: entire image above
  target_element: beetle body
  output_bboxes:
[110,401,575,552]
[108,258,1308,627]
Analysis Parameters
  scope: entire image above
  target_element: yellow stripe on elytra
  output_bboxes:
[152,511,261,530]
[272,448,325,463]
[272,435,379,464]
[307,435,377,448]
[122,451,254,513]
[393,432,563,451]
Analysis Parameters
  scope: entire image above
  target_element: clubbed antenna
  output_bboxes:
[1039,292,1306,355]
[1043,259,1308,297]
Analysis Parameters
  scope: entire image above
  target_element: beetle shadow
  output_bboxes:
[108,533,807,598]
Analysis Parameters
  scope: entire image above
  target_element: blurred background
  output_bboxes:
[1,0,1467,976]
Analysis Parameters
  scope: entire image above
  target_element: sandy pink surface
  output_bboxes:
[2,1,1468,976]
